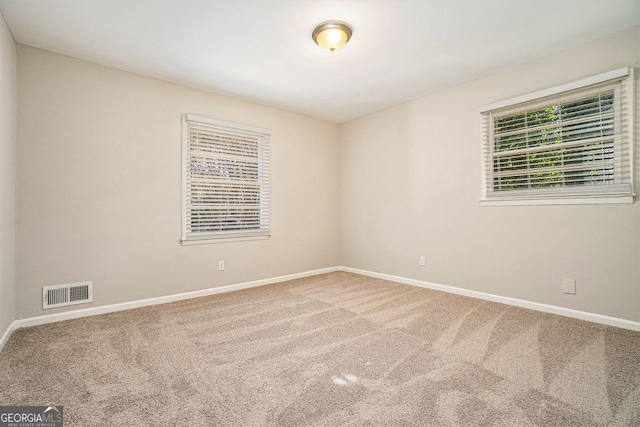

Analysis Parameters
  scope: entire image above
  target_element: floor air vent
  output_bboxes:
[43,281,93,309]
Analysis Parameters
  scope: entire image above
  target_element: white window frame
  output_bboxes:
[181,114,270,245]
[480,67,635,206]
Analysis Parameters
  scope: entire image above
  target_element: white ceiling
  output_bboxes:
[0,0,638,123]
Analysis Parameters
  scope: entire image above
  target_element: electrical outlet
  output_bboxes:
[419,256,426,267]
[562,279,576,294]
[218,260,225,271]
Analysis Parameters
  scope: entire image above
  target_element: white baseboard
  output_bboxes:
[0,266,339,350]
[340,266,640,332]
[2,264,639,353]
[0,321,17,353]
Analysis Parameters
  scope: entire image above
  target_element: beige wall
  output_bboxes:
[0,13,15,334]
[339,27,640,322]
[15,46,340,319]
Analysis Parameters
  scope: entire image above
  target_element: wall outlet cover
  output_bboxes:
[563,279,576,294]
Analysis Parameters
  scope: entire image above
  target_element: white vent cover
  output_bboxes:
[43,281,93,309]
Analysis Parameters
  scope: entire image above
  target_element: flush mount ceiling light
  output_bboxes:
[312,21,353,53]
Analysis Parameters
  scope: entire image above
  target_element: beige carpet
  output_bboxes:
[1,272,639,426]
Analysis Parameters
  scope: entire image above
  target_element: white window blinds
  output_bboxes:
[182,114,270,241]
[480,68,634,204]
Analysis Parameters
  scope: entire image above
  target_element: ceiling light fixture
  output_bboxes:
[312,21,352,53]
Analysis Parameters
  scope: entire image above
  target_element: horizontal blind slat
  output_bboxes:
[494,111,613,138]
[492,136,614,157]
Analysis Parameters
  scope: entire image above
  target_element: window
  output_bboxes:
[480,67,634,205]
[181,114,270,243]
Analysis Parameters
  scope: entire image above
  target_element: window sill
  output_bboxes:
[181,234,271,245]
[480,196,634,207]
